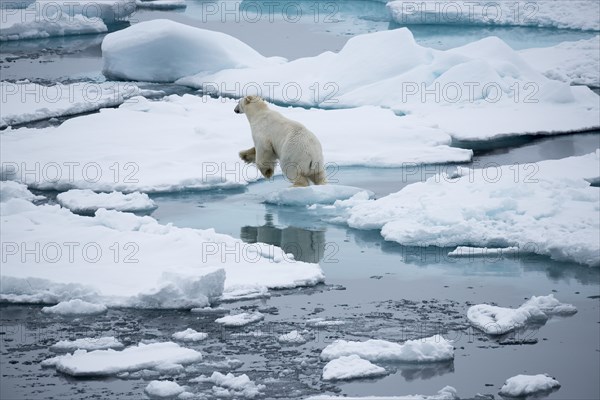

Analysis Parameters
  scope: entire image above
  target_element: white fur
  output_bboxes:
[236,96,326,186]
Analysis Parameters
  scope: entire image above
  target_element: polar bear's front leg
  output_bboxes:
[256,145,277,180]
[239,147,256,164]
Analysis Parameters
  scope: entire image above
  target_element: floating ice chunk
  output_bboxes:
[51,337,124,352]
[467,294,577,335]
[447,246,520,258]
[41,299,107,316]
[144,380,185,398]
[306,318,346,327]
[387,1,599,31]
[320,335,454,363]
[102,19,283,82]
[347,152,600,267]
[172,328,208,342]
[56,189,157,213]
[0,181,43,202]
[0,81,141,128]
[322,355,387,381]
[520,36,600,87]
[215,312,264,327]
[191,372,265,398]
[278,330,307,344]
[265,185,374,207]
[499,374,561,397]
[136,0,186,10]
[42,342,202,376]
[307,386,458,400]
[0,12,106,42]
[220,285,270,302]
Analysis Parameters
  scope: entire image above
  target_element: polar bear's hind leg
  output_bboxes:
[292,175,310,187]
[308,169,327,185]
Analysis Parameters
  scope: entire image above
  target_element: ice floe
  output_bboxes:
[265,185,373,206]
[0,199,324,307]
[191,372,265,398]
[345,152,600,266]
[1,94,470,192]
[0,12,106,41]
[42,341,202,376]
[172,328,208,342]
[320,335,454,363]
[215,312,265,327]
[322,355,387,381]
[51,336,124,351]
[0,181,43,202]
[144,380,185,398]
[136,0,187,10]
[307,386,458,400]
[56,189,157,213]
[41,299,107,315]
[386,1,600,31]
[447,246,520,258]
[278,330,307,344]
[467,294,577,335]
[499,374,561,397]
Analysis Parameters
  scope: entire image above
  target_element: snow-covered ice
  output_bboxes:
[56,189,157,213]
[306,318,346,327]
[0,81,142,128]
[519,36,600,87]
[386,1,600,31]
[0,199,324,307]
[265,185,373,206]
[51,337,124,351]
[278,330,307,344]
[0,12,106,41]
[136,0,187,10]
[447,246,520,258]
[499,374,561,397]
[41,299,107,315]
[102,19,284,82]
[42,341,202,376]
[467,294,577,335]
[1,94,470,192]
[307,386,458,400]
[191,372,265,398]
[215,312,265,327]
[0,181,43,202]
[320,335,454,363]
[322,355,387,381]
[172,328,208,342]
[145,380,185,398]
[345,152,600,267]
[176,28,599,140]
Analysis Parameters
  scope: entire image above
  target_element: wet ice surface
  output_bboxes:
[3,134,598,399]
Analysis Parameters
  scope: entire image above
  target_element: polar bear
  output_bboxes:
[235,95,327,186]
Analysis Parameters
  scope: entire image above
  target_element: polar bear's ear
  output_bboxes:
[245,95,261,103]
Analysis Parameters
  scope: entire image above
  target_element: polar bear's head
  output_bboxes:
[234,95,265,114]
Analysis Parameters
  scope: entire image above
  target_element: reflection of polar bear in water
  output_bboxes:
[235,96,327,187]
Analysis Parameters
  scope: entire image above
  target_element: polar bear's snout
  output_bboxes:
[234,104,241,114]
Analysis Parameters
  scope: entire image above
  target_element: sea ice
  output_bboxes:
[0,181,43,202]
[172,328,208,342]
[307,386,458,400]
[191,372,265,398]
[136,0,187,10]
[499,374,561,397]
[322,355,387,381]
[0,12,106,41]
[56,189,157,213]
[467,294,577,335]
[320,335,454,363]
[215,312,265,327]
[42,341,202,376]
[278,330,307,344]
[51,337,124,351]
[41,299,107,315]
[145,380,186,397]
[265,185,374,206]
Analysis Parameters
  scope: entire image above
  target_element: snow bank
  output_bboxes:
[172,328,208,342]
[102,19,283,82]
[0,181,43,202]
[320,335,454,363]
[136,0,186,10]
[0,81,142,128]
[307,386,458,400]
[0,200,324,307]
[0,12,106,41]
[387,1,600,31]
[265,185,373,206]
[499,374,561,397]
[215,312,264,327]
[51,337,124,351]
[322,355,387,381]
[42,341,201,376]
[41,299,107,315]
[191,372,265,398]
[178,28,599,140]
[519,36,600,87]
[1,94,470,193]
[56,189,156,213]
[345,152,600,267]
[145,380,185,398]
[278,330,307,344]
[468,294,577,335]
